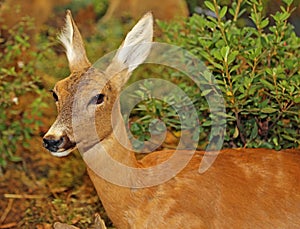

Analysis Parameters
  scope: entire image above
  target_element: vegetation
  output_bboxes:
[133,0,300,150]
[0,0,299,173]
[0,16,47,171]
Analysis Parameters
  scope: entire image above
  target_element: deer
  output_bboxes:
[43,10,300,228]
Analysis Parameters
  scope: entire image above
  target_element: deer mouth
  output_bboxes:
[51,142,77,157]
[52,138,77,157]
[43,134,77,157]
[50,146,76,157]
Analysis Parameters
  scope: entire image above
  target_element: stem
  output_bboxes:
[213,0,228,45]
[272,71,282,109]
[279,4,292,41]
[252,3,262,34]
[225,61,235,105]
[241,58,257,105]
[266,101,294,137]
[233,0,243,22]
[235,111,246,146]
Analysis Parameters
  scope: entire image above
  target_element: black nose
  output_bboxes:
[43,136,63,152]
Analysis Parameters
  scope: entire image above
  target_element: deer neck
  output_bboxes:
[105,101,138,167]
[98,130,138,168]
[83,103,138,166]
[83,107,138,227]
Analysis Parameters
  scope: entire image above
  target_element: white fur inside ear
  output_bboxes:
[58,14,75,63]
[116,13,153,72]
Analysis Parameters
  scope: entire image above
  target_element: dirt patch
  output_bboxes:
[0,136,113,228]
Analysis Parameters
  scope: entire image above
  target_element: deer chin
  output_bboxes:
[50,145,77,157]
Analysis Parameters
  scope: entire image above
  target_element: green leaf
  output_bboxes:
[228,8,235,17]
[258,142,273,149]
[282,134,298,142]
[233,126,239,138]
[229,64,241,73]
[283,0,293,6]
[210,61,224,70]
[227,51,239,65]
[260,18,269,29]
[9,155,22,162]
[280,12,291,21]
[272,11,291,22]
[220,46,230,63]
[212,50,223,61]
[219,6,228,19]
[202,120,212,127]
[260,79,275,90]
[204,1,216,12]
[265,68,273,76]
[294,97,300,103]
[0,158,7,168]
[272,137,279,146]
[272,12,281,22]
[250,122,258,140]
[201,89,213,96]
[261,107,277,113]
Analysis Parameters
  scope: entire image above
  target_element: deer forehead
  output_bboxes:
[54,70,83,94]
[54,69,118,104]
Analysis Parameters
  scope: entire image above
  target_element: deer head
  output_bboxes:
[43,10,153,157]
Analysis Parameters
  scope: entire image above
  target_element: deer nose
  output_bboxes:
[43,136,63,152]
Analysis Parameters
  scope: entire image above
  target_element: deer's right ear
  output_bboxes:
[59,10,91,72]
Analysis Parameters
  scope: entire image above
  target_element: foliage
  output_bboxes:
[0,16,47,170]
[61,0,108,19]
[120,76,202,150]
[138,0,300,150]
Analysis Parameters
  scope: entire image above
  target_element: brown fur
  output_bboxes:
[44,11,300,228]
[87,142,300,228]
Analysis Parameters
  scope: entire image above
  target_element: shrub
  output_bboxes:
[61,0,108,19]
[0,16,47,171]
[131,0,299,150]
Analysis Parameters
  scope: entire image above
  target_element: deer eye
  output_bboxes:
[51,90,58,102]
[96,94,105,104]
[89,94,105,105]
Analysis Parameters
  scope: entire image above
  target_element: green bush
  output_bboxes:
[128,0,299,150]
[0,16,47,170]
[61,0,108,19]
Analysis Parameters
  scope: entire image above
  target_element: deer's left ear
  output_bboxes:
[108,12,153,89]
[59,10,91,72]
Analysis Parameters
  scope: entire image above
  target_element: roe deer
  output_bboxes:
[43,10,300,228]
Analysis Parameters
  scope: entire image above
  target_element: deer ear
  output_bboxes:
[108,12,153,89]
[59,10,91,72]
[116,12,153,72]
